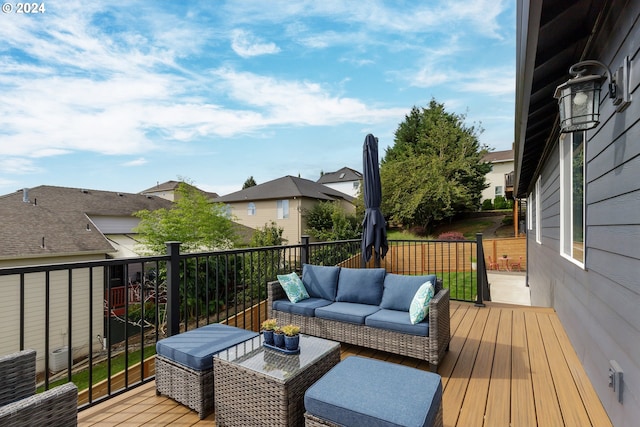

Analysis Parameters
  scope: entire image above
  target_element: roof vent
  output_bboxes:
[117,193,124,197]
[22,188,29,203]
[81,189,89,194]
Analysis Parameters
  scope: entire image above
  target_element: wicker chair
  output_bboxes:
[0,349,78,426]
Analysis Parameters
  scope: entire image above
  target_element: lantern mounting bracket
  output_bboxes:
[568,60,617,99]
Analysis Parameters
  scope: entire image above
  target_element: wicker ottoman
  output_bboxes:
[304,356,443,427]
[155,323,258,419]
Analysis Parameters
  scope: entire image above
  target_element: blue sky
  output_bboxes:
[0,0,515,196]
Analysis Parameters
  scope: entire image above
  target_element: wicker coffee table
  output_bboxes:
[213,334,340,427]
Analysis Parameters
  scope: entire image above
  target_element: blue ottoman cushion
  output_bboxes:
[305,356,442,427]
[156,323,257,371]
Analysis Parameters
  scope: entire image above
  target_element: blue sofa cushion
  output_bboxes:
[380,274,438,312]
[335,267,386,305]
[315,302,380,325]
[156,323,258,371]
[302,264,341,301]
[272,297,332,317]
[305,356,442,427]
[365,309,429,336]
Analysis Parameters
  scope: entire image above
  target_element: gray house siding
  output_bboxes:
[526,4,640,425]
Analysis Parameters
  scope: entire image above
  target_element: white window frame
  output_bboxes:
[535,176,541,244]
[277,200,289,219]
[559,132,585,268]
[247,202,256,216]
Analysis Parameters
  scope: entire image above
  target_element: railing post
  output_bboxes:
[301,235,310,266]
[475,233,487,307]
[166,241,181,337]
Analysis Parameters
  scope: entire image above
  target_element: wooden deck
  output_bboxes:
[78,301,612,427]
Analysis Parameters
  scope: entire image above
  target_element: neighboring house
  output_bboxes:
[0,185,173,370]
[140,180,219,201]
[516,1,638,425]
[215,175,355,244]
[481,149,514,203]
[317,167,362,198]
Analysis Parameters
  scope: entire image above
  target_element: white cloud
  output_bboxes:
[122,158,148,167]
[0,158,41,174]
[231,29,281,58]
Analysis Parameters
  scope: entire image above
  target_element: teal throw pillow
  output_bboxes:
[409,281,435,325]
[277,272,310,303]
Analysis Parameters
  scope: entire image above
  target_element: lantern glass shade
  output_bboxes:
[554,74,602,133]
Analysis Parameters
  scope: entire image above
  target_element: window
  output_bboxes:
[353,181,360,190]
[495,186,504,196]
[247,202,256,216]
[535,176,541,244]
[560,132,585,265]
[277,200,289,219]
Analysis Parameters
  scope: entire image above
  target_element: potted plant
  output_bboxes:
[281,324,301,351]
[273,326,285,348]
[261,318,278,345]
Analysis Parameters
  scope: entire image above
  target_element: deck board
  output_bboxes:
[77,302,612,427]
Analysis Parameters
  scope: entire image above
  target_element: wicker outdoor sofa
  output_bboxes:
[267,264,451,372]
[0,349,78,426]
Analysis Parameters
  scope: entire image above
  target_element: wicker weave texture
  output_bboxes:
[0,349,78,426]
[268,280,451,370]
[304,404,443,427]
[155,354,214,419]
[214,342,340,427]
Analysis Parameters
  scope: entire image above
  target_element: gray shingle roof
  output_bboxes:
[317,167,362,184]
[139,180,219,199]
[483,149,514,163]
[0,186,172,259]
[215,175,354,203]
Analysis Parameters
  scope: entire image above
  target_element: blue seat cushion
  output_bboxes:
[365,309,429,336]
[335,267,386,305]
[156,324,258,371]
[305,356,442,427]
[315,302,380,325]
[380,274,437,312]
[272,297,333,316]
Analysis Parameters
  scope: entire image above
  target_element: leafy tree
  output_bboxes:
[133,182,236,254]
[242,176,257,189]
[238,222,288,303]
[304,201,360,241]
[381,100,491,231]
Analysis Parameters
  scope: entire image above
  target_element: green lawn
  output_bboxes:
[38,345,156,393]
[440,271,478,301]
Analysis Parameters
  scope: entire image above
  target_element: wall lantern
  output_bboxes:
[554,57,631,133]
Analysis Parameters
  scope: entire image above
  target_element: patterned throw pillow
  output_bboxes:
[408,281,435,325]
[277,272,310,303]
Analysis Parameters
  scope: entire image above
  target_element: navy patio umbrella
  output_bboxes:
[361,134,388,267]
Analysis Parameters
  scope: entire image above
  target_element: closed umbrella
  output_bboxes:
[361,134,388,267]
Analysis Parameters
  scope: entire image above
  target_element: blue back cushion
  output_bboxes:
[335,267,386,305]
[302,264,341,301]
[380,274,438,312]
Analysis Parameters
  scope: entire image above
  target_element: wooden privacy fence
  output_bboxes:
[348,237,526,274]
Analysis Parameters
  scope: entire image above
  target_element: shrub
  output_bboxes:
[481,199,493,210]
[437,231,465,240]
[494,195,508,209]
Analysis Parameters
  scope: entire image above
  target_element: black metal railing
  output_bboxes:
[0,235,487,410]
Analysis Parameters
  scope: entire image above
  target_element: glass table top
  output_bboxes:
[214,334,339,381]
